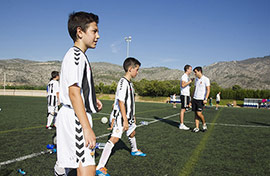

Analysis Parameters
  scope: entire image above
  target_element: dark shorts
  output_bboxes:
[180,95,190,109]
[216,101,220,104]
[192,99,204,112]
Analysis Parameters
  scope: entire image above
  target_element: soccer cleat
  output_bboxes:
[192,128,199,133]
[46,126,52,130]
[179,124,190,130]
[202,124,207,131]
[96,167,110,176]
[131,149,146,157]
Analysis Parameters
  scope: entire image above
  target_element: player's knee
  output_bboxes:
[110,137,119,144]
[129,131,136,138]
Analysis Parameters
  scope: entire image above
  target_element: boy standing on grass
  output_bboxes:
[179,64,193,130]
[192,67,210,133]
[46,71,60,129]
[56,11,102,176]
[216,92,221,110]
[96,57,146,176]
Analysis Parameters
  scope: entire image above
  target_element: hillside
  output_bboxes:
[0,56,269,89]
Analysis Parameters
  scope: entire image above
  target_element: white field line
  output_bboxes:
[0,113,180,167]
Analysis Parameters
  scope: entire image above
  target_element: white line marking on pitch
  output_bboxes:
[0,113,180,167]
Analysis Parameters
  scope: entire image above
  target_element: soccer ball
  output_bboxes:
[101,117,108,124]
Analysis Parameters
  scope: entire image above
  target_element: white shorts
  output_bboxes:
[111,115,136,138]
[48,106,58,114]
[56,106,95,168]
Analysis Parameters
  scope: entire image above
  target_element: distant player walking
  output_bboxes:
[179,64,193,130]
[216,92,221,110]
[192,67,210,133]
[46,71,60,129]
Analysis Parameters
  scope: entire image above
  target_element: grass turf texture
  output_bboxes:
[0,96,269,176]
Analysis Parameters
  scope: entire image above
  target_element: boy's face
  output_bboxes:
[194,69,202,78]
[129,65,140,78]
[80,22,100,49]
[187,66,192,74]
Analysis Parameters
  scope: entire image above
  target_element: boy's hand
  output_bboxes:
[107,127,113,130]
[96,99,103,111]
[123,120,129,131]
[83,128,96,149]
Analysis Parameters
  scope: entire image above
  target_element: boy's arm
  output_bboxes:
[181,80,192,88]
[118,100,129,131]
[203,86,210,104]
[96,98,103,111]
[69,84,96,149]
[56,92,60,106]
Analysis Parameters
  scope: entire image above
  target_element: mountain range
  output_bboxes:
[0,56,269,90]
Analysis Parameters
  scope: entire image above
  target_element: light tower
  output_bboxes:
[125,36,132,57]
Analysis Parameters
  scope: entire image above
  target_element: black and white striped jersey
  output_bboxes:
[47,80,59,106]
[112,77,135,124]
[59,46,98,113]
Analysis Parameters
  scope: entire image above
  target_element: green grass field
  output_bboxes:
[0,96,270,176]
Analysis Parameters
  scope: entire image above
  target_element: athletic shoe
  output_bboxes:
[131,149,146,157]
[96,167,110,176]
[192,128,199,133]
[179,124,190,130]
[46,126,52,130]
[202,124,207,131]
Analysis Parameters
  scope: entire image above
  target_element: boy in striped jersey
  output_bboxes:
[46,71,60,129]
[56,11,102,176]
[96,57,146,176]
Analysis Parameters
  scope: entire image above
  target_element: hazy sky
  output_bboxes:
[0,0,269,70]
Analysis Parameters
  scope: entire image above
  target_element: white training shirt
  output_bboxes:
[47,79,59,106]
[59,46,98,113]
[180,73,191,96]
[193,75,210,100]
[112,77,135,125]
[216,94,220,101]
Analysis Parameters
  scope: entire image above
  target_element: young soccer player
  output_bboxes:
[179,64,193,130]
[172,94,177,108]
[56,11,102,176]
[46,71,60,129]
[96,57,146,176]
[216,92,221,110]
[192,67,210,133]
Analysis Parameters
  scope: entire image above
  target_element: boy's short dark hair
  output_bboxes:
[193,66,203,73]
[123,57,141,72]
[68,11,99,42]
[51,71,59,79]
[184,64,191,72]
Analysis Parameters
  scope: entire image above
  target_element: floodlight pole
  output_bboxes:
[125,36,132,57]
[4,72,6,95]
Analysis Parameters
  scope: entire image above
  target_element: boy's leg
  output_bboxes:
[77,163,95,176]
[195,113,200,129]
[196,111,205,125]
[46,113,54,128]
[96,137,117,170]
[128,131,138,152]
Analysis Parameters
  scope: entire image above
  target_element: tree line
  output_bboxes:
[2,80,270,100]
[95,79,270,100]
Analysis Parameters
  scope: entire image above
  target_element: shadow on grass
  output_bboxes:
[154,116,179,128]
[246,121,270,126]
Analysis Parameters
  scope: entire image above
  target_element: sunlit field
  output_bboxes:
[0,96,269,176]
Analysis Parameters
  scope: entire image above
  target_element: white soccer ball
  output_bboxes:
[101,117,108,124]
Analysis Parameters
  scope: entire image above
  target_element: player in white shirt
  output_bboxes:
[46,71,60,129]
[216,92,221,110]
[55,12,102,176]
[192,67,210,133]
[96,57,146,176]
[179,65,194,130]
